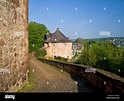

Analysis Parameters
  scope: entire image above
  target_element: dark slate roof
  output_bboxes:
[73,42,83,50]
[44,28,71,43]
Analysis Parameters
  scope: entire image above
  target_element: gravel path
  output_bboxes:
[21,56,97,93]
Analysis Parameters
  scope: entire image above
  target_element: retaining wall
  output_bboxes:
[37,58,124,93]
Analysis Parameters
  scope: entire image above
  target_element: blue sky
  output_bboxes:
[29,0,124,39]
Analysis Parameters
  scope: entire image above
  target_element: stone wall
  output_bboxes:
[0,0,28,92]
[44,42,73,59]
[37,58,124,93]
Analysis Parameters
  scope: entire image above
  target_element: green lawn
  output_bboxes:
[18,64,37,92]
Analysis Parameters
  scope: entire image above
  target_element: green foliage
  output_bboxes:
[18,64,37,92]
[75,39,124,76]
[35,48,47,58]
[75,44,97,66]
[28,21,50,53]
[54,56,68,62]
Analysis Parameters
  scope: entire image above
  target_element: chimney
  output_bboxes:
[57,28,59,30]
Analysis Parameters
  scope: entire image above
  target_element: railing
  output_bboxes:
[37,58,124,93]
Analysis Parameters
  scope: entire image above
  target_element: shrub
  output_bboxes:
[35,48,47,58]
[54,56,68,62]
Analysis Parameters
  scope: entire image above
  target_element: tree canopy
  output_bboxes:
[74,39,124,77]
[28,21,50,53]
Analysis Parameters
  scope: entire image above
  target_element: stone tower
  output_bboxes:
[0,0,28,92]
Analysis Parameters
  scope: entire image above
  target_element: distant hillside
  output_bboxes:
[70,39,76,42]
[88,37,124,47]
[71,37,124,47]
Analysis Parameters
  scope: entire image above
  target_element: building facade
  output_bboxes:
[44,28,73,60]
[72,42,84,57]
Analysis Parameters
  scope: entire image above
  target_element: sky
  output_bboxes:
[29,0,124,39]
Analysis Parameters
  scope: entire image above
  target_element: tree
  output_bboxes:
[28,21,50,53]
[74,39,124,77]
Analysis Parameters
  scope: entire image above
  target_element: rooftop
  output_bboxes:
[44,28,71,43]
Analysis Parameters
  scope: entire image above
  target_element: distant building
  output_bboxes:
[44,28,73,60]
[72,42,84,56]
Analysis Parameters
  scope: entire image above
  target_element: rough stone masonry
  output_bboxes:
[0,0,28,92]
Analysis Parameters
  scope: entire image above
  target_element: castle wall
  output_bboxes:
[44,42,73,59]
[0,0,28,92]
